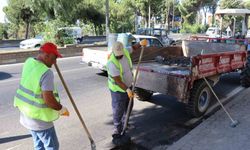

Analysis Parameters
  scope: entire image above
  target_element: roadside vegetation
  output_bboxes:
[1,0,250,43]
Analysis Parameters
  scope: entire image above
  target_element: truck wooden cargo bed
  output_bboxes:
[135,50,246,103]
[136,62,191,101]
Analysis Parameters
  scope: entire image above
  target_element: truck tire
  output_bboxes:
[187,80,212,117]
[240,55,250,87]
[134,88,153,101]
[240,68,250,87]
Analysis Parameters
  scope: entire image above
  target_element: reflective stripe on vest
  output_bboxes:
[18,84,59,99]
[14,58,60,122]
[107,49,132,92]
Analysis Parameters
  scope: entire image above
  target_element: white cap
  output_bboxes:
[112,41,124,56]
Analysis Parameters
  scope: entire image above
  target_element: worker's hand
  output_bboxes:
[140,39,148,47]
[126,88,134,99]
[59,106,69,116]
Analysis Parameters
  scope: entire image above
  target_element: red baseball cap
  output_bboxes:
[40,42,62,58]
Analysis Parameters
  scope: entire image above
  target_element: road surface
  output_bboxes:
[0,56,242,150]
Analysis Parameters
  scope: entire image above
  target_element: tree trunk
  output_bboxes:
[148,0,151,28]
[94,24,97,35]
[166,2,170,33]
[105,0,109,41]
[172,0,175,29]
[15,28,18,39]
[203,7,207,25]
[25,22,30,39]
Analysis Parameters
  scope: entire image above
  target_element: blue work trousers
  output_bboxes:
[30,127,59,150]
[110,90,133,134]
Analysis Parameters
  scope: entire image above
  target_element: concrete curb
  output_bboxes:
[166,87,250,150]
[0,44,106,65]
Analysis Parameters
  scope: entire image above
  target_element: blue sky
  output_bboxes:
[0,0,7,23]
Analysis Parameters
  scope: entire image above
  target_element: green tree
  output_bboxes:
[201,0,219,25]
[219,0,243,9]
[0,24,4,39]
[108,0,135,33]
[244,0,250,9]
[178,0,202,24]
[4,0,45,39]
[74,0,105,35]
[20,7,33,39]
[32,0,105,35]
[30,0,80,23]
[163,0,181,31]
[3,0,24,39]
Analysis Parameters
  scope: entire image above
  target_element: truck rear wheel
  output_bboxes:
[134,88,153,101]
[187,80,212,117]
[240,68,250,87]
[241,55,250,87]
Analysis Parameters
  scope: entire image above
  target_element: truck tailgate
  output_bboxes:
[136,62,191,101]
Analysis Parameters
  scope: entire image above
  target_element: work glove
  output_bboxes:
[59,106,70,116]
[140,39,148,47]
[126,88,134,99]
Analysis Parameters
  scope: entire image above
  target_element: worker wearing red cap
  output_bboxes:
[14,42,69,150]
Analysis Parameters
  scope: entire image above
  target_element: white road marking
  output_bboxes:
[184,86,244,126]
[6,144,21,150]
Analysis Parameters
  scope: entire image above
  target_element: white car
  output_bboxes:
[206,27,220,36]
[137,28,175,46]
[246,30,250,38]
[129,34,164,48]
[20,35,43,49]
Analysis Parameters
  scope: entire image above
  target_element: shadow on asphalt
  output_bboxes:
[105,94,193,149]
[96,71,108,77]
[0,72,12,80]
[0,134,31,144]
[125,94,192,149]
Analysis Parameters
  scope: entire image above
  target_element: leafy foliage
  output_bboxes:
[180,23,207,33]
[219,0,243,9]
[42,19,68,44]
[4,0,244,39]
[0,23,8,39]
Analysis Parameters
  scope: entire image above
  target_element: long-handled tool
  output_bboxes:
[121,45,146,135]
[54,63,96,150]
[203,77,239,128]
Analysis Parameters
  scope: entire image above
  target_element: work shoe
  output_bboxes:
[112,133,121,139]
[112,133,131,146]
[126,123,136,130]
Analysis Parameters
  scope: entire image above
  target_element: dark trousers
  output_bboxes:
[110,90,133,134]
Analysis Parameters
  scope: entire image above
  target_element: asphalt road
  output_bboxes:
[0,56,242,150]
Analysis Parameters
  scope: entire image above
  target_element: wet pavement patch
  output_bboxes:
[109,141,148,150]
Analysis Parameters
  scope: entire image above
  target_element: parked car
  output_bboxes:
[205,27,220,36]
[246,29,250,38]
[129,34,164,48]
[57,27,82,44]
[137,28,175,46]
[20,35,43,49]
